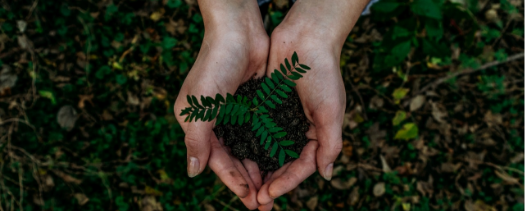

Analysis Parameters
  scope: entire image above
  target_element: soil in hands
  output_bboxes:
[214,78,310,172]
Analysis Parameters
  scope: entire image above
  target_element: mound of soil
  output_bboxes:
[214,78,309,171]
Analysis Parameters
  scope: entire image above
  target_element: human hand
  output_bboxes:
[256,1,369,209]
[174,1,269,209]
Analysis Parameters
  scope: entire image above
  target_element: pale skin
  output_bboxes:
[173,0,369,210]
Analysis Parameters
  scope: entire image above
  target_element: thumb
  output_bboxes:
[184,121,213,177]
[314,111,343,181]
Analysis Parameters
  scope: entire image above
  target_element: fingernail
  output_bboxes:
[188,157,200,178]
[324,163,333,181]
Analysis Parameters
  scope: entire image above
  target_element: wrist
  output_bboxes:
[198,0,264,35]
[279,0,369,48]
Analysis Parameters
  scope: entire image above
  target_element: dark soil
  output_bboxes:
[214,78,310,171]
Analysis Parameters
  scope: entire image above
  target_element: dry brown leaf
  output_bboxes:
[369,95,384,109]
[33,194,45,206]
[494,170,520,185]
[380,155,392,172]
[484,111,502,127]
[203,204,215,211]
[78,94,94,109]
[57,105,78,131]
[127,91,140,106]
[74,193,89,206]
[342,140,353,157]
[511,153,524,163]
[347,187,359,206]
[431,102,447,123]
[53,170,82,185]
[102,110,114,121]
[373,182,385,197]
[306,196,318,211]
[17,34,33,50]
[140,196,163,211]
[331,177,357,190]
[410,95,425,111]
[17,20,27,33]
[441,163,462,173]
[0,65,17,90]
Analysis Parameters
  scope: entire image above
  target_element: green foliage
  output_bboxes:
[180,52,310,165]
[394,123,419,140]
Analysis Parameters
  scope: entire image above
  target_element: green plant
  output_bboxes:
[179,52,310,166]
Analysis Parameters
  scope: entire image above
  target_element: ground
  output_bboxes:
[0,0,523,210]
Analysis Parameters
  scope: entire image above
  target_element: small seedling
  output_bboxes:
[180,52,311,166]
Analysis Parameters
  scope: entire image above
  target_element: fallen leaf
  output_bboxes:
[473,200,497,211]
[17,34,33,49]
[410,95,425,111]
[306,196,318,211]
[402,203,411,211]
[511,153,524,163]
[392,110,407,126]
[369,95,384,109]
[141,196,163,211]
[373,182,385,197]
[347,187,359,206]
[380,155,392,172]
[392,88,410,104]
[342,140,353,157]
[394,123,419,140]
[203,204,215,211]
[431,102,447,123]
[0,65,17,90]
[57,105,78,131]
[331,177,357,190]
[52,170,82,185]
[484,111,502,127]
[127,91,140,106]
[74,193,89,206]
[485,9,499,22]
[144,186,163,196]
[102,110,114,121]
[494,170,520,185]
[150,12,162,22]
[17,20,27,33]
[78,94,94,109]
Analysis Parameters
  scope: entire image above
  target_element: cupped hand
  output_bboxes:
[255,0,371,207]
[174,1,270,209]
[256,28,346,209]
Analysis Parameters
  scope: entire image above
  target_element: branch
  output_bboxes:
[417,52,524,95]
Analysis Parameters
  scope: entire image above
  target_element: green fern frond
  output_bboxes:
[179,51,310,166]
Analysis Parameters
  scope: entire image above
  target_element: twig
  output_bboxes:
[462,158,524,175]
[25,0,38,20]
[347,80,368,120]
[214,196,239,211]
[417,52,524,95]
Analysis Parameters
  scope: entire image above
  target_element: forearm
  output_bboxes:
[283,0,370,47]
[197,0,263,33]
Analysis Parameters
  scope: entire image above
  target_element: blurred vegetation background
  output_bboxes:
[0,0,523,210]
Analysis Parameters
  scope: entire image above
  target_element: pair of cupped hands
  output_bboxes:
[174,1,366,210]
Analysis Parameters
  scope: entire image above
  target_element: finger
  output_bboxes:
[257,163,292,205]
[314,111,343,181]
[267,141,318,199]
[258,200,274,211]
[305,124,317,140]
[208,135,250,198]
[184,121,213,177]
[243,159,262,190]
[233,159,259,210]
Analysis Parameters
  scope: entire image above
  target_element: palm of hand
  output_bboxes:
[255,30,345,210]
